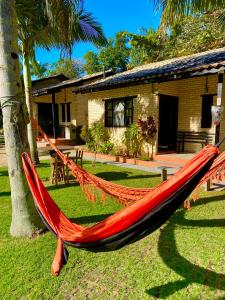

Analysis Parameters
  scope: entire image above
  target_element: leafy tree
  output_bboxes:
[47,58,84,79]
[127,28,166,67]
[83,51,101,74]
[99,32,130,71]
[167,12,225,57]
[152,0,225,27]
[127,11,225,67]
[84,32,130,73]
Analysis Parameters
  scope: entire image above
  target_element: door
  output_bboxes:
[158,95,178,151]
[37,103,59,137]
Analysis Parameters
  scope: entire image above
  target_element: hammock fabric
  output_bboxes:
[22,145,219,276]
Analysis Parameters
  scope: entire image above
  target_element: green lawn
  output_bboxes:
[0,135,4,146]
[0,161,224,300]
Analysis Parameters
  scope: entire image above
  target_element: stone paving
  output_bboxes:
[1,145,224,190]
[0,145,186,175]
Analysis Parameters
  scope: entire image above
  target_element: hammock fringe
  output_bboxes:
[32,118,225,207]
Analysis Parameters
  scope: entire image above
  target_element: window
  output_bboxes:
[61,103,71,123]
[105,97,134,127]
[201,95,213,128]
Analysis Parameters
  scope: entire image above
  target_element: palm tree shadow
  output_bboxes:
[69,213,112,225]
[146,196,225,299]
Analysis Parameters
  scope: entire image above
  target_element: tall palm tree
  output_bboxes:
[17,0,107,165]
[153,0,225,26]
[0,0,43,237]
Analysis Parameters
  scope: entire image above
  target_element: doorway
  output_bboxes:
[37,103,59,137]
[158,95,178,151]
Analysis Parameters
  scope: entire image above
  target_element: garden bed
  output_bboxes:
[82,149,176,168]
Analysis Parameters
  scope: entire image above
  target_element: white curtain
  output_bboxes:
[113,102,124,126]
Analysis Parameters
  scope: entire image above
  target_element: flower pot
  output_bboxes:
[115,155,120,162]
[119,156,127,163]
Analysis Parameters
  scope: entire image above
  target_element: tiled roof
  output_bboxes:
[75,48,225,94]
[32,69,114,96]
[32,74,68,84]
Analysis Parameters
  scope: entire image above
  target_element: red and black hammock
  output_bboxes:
[22,145,219,276]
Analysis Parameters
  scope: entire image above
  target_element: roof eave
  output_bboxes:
[74,66,225,95]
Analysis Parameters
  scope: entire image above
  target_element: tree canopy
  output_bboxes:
[83,11,225,73]
[83,32,130,74]
[152,0,225,27]
[47,58,84,78]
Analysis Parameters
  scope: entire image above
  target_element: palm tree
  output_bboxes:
[0,0,43,237]
[153,0,225,26]
[17,0,107,165]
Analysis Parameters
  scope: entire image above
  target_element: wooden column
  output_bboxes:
[51,93,56,139]
[215,72,224,144]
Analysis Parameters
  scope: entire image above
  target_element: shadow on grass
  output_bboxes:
[0,191,10,197]
[70,213,112,225]
[0,170,8,177]
[46,181,80,191]
[94,171,160,182]
[146,196,225,298]
[37,162,50,168]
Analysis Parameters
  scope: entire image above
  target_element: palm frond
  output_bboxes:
[71,10,107,46]
[153,0,225,25]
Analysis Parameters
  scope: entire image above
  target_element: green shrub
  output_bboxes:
[81,122,112,153]
[99,141,114,154]
[123,123,142,157]
[80,125,94,150]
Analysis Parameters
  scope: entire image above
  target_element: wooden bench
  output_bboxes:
[177,132,214,152]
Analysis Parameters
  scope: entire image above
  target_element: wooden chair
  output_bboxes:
[50,154,66,185]
[64,149,83,183]
[75,149,83,167]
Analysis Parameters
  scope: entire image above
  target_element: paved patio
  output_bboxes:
[0,145,193,175]
[1,145,225,191]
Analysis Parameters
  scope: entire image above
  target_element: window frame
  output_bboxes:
[105,96,134,128]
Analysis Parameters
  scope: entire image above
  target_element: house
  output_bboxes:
[74,47,225,153]
[32,70,114,144]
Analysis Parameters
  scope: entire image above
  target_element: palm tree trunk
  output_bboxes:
[22,47,40,165]
[0,0,43,236]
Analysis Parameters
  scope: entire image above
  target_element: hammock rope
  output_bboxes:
[32,118,154,206]
[32,118,225,206]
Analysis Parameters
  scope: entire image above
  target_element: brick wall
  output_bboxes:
[33,87,88,140]
[87,74,225,153]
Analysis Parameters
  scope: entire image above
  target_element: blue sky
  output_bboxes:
[36,0,161,64]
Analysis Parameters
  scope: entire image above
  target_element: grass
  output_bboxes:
[0,135,4,146]
[0,160,224,300]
